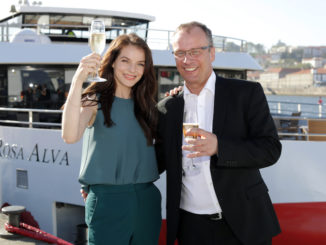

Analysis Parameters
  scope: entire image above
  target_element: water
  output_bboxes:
[266,95,325,118]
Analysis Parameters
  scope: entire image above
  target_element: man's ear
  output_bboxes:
[210,46,216,63]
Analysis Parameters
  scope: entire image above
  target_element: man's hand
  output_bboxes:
[80,189,88,202]
[164,86,183,97]
[182,128,218,157]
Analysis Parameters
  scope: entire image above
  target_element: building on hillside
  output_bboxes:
[270,53,281,64]
[302,57,326,68]
[259,68,326,89]
[269,45,289,54]
[247,71,261,82]
[302,46,326,58]
[282,69,313,88]
[259,68,300,88]
[314,68,326,86]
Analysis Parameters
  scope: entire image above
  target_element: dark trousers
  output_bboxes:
[85,183,162,245]
[177,209,272,245]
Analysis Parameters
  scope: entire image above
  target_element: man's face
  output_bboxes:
[172,27,215,94]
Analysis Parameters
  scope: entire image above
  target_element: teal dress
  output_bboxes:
[79,97,161,245]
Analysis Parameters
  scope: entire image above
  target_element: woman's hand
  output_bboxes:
[80,189,88,202]
[74,53,102,83]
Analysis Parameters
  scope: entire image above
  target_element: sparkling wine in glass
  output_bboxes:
[182,108,200,176]
[183,123,199,139]
[87,19,107,82]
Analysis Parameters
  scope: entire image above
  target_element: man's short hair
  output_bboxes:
[174,21,213,47]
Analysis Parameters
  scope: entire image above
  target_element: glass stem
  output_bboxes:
[95,63,100,78]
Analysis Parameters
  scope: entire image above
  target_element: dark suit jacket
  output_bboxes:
[155,75,282,245]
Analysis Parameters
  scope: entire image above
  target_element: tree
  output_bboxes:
[274,40,286,47]
[247,42,266,54]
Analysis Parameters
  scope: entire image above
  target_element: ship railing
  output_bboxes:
[272,115,326,141]
[268,100,325,118]
[0,107,62,129]
[1,108,326,141]
[0,23,248,52]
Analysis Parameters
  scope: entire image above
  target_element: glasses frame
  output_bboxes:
[172,45,212,59]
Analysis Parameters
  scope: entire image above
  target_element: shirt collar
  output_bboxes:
[184,71,216,97]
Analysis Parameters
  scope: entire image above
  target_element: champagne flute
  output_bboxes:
[87,19,107,82]
[182,107,200,176]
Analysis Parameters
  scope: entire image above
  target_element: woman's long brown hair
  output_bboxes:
[81,33,157,145]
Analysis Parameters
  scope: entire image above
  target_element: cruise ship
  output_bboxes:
[0,1,325,245]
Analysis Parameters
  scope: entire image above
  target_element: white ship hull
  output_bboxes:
[1,126,326,244]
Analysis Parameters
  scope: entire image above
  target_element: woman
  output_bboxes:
[62,33,161,245]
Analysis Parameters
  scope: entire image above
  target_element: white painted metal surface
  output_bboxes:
[0,42,261,71]
[261,140,326,203]
[3,5,155,22]
[0,126,83,234]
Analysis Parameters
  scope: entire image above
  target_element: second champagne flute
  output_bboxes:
[182,108,200,175]
[87,19,107,82]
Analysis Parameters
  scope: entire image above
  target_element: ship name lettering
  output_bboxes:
[0,139,69,165]
[0,139,24,160]
[28,144,69,166]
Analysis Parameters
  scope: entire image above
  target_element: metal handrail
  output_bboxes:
[0,107,62,128]
[0,107,62,113]
[1,107,326,140]
[0,23,248,52]
[0,119,61,127]
[269,100,325,106]
[269,100,325,118]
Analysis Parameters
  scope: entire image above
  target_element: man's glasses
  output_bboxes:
[172,46,211,59]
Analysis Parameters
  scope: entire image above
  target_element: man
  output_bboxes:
[155,21,282,245]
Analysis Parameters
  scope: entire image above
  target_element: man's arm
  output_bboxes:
[216,82,281,169]
[183,82,281,169]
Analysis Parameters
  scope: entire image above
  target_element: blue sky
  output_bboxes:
[1,0,325,49]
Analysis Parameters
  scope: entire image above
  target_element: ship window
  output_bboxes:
[50,15,82,26]
[7,15,22,25]
[157,68,246,100]
[125,23,147,40]
[106,19,148,41]
[5,16,23,42]
[215,70,246,79]
[7,66,66,109]
[0,68,7,107]
[16,169,28,189]
[158,68,182,100]
[24,14,41,25]
[20,14,149,42]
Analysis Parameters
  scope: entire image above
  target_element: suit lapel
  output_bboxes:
[213,76,227,135]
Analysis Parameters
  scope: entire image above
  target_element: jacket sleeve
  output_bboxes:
[155,103,167,175]
[215,82,281,169]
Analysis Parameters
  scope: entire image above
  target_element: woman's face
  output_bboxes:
[112,45,145,98]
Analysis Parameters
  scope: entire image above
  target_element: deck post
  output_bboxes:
[29,111,33,128]
[1,206,26,227]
